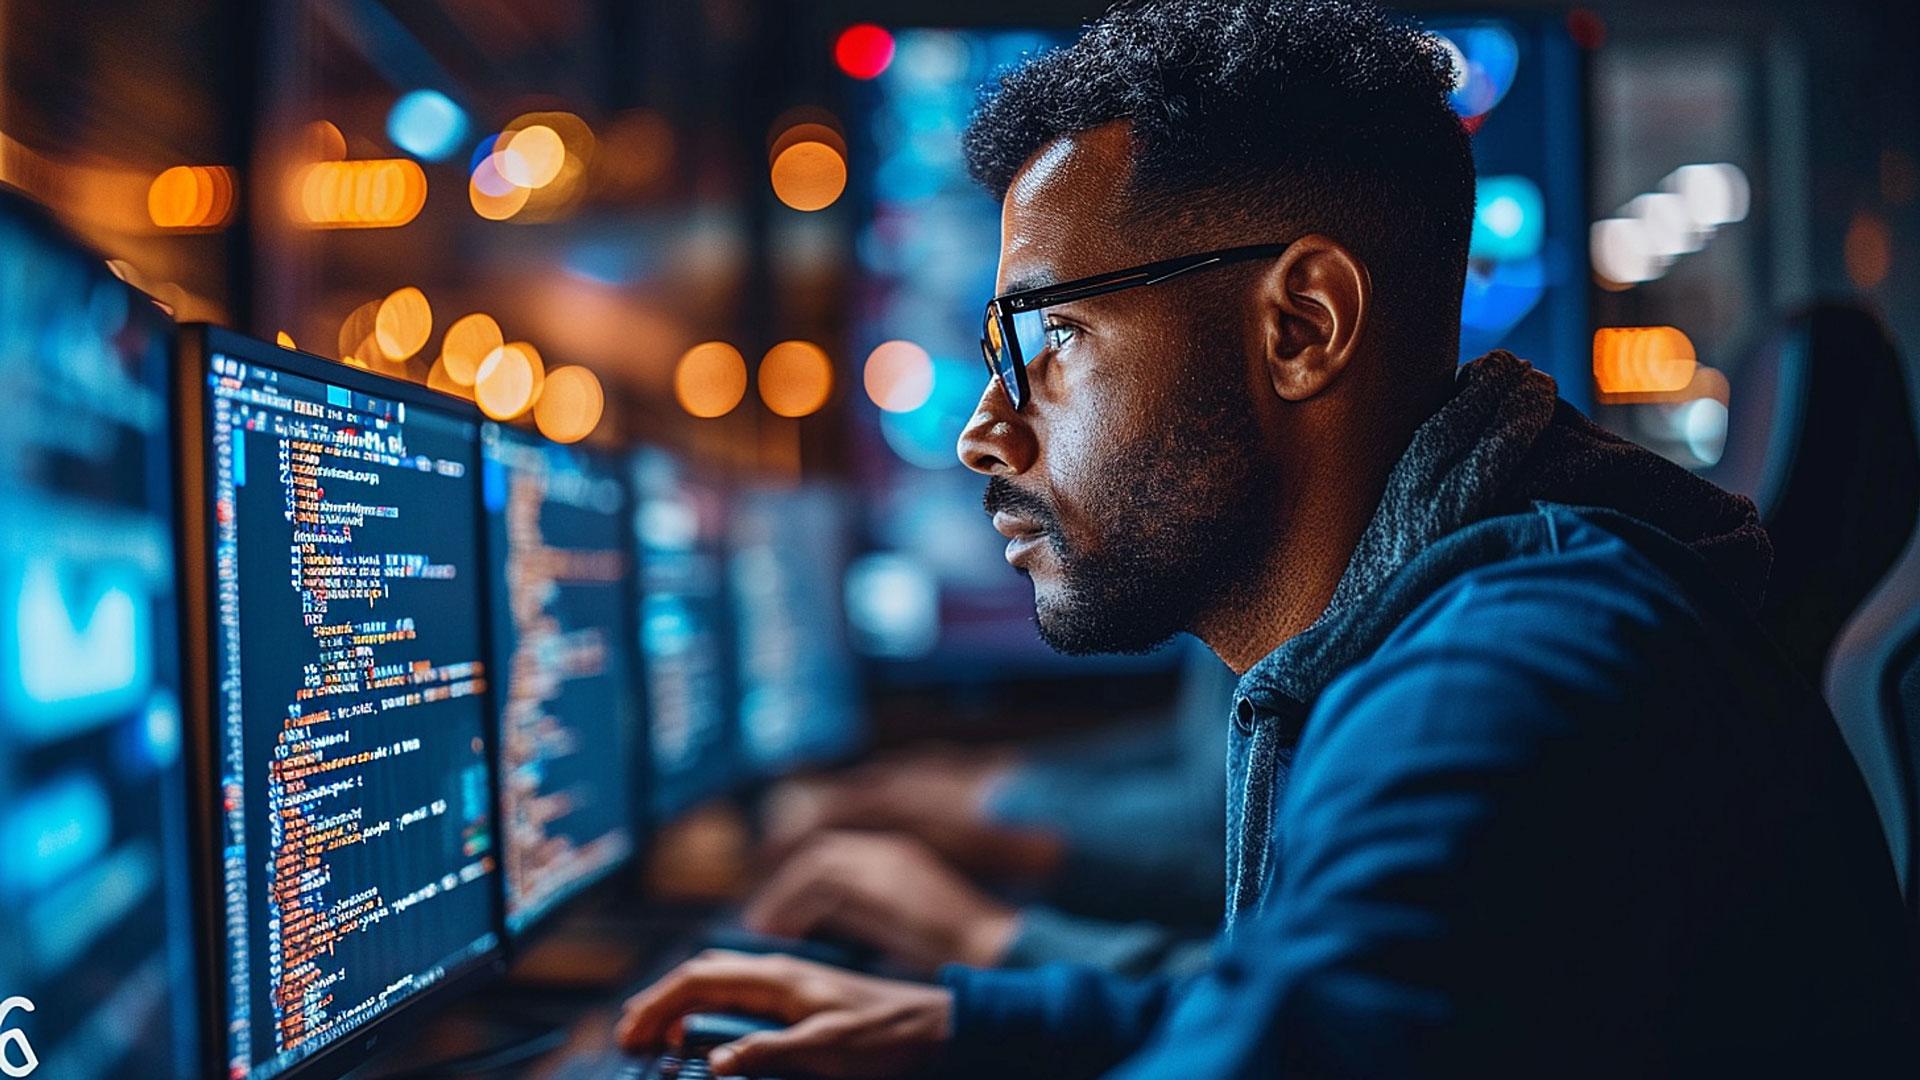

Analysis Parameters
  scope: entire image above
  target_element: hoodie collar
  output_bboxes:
[1235,349,1769,712]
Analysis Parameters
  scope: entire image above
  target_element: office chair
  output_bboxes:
[1819,303,1920,925]
[1708,302,1920,688]
[1828,538,1920,912]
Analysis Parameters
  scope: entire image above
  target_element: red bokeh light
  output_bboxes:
[834,24,895,80]
[1566,8,1607,50]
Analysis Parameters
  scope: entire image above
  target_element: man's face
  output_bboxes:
[957,123,1278,655]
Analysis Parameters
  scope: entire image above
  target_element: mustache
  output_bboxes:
[983,477,1059,533]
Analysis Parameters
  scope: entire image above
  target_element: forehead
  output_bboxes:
[997,122,1139,292]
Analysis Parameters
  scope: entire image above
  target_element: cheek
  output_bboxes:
[1038,397,1151,550]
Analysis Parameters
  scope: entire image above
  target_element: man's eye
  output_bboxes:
[1043,322,1077,351]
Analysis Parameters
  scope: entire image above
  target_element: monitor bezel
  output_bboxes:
[174,323,509,1080]
[479,420,643,952]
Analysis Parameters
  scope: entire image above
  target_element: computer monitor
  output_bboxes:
[730,485,865,776]
[481,422,638,941]
[176,326,504,1080]
[628,447,736,821]
[0,191,202,1080]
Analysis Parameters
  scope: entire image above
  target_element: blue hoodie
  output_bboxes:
[937,353,1919,1077]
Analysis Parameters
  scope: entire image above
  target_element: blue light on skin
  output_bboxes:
[388,89,469,162]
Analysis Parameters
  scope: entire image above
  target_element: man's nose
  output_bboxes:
[957,378,1038,476]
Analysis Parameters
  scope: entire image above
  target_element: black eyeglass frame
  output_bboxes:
[979,242,1295,409]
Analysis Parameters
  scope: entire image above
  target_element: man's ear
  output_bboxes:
[1254,234,1371,402]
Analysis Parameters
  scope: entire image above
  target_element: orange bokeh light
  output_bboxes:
[294,159,427,228]
[375,286,433,362]
[863,340,934,413]
[469,156,531,220]
[769,121,847,166]
[1593,326,1698,396]
[498,125,567,189]
[674,341,749,418]
[338,299,383,362]
[759,340,834,417]
[149,165,235,229]
[475,342,544,420]
[427,356,472,400]
[302,120,347,163]
[534,365,605,443]
[769,141,847,212]
[441,312,504,386]
[1846,212,1893,289]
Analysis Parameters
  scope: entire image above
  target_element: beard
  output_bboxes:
[984,326,1275,656]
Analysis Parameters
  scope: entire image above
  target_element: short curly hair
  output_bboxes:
[964,0,1475,365]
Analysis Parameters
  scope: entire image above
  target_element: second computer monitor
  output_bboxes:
[0,191,202,1080]
[185,328,503,1080]
[482,423,637,939]
[629,447,736,821]
[730,485,865,776]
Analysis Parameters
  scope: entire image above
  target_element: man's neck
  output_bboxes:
[1193,479,1379,675]
[1195,377,1449,675]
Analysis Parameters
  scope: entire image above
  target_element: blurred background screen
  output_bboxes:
[631,446,739,818]
[0,197,200,1080]
[484,422,638,938]
[730,483,866,776]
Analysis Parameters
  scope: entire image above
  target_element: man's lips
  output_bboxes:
[991,510,1042,541]
[991,511,1047,567]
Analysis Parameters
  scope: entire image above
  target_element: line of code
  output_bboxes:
[207,356,498,1079]
[485,428,634,935]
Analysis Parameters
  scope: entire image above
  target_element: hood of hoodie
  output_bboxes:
[1240,349,1771,710]
[1221,350,1773,924]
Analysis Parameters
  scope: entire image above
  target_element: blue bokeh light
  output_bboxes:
[1470,174,1545,261]
[387,89,469,162]
[1434,24,1519,120]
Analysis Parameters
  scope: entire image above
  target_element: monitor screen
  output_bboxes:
[201,337,499,1079]
[629,447,736,820]
[0,198,201,1080]
[482,423,637,938]
[731,485,865,776]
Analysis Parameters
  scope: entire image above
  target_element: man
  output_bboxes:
[620,1,1919,1075]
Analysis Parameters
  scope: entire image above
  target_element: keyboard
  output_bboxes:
[543,1048,717,1080]
[547,1013,782,1080]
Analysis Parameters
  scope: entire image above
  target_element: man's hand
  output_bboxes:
[761,749,1063,881]
[744,831,1021,974]
[616,951,952,1078]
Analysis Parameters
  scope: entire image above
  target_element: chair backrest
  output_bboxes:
[1812,301,1920,920]
[1827,538,1920,910]
[1709,303,1920,686]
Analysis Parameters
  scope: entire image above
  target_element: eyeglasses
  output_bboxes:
[979,242,1294,410]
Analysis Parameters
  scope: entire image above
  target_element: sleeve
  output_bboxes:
[935,964,1185,1080]
[1102,555,1677,1079]
[984,642,1234,925]
[1001,905,1212,977]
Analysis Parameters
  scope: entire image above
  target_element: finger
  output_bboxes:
[762,786,881,862]
[708,1011,852,1078]
[742,867,844,939]
[615,954,801,1051]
